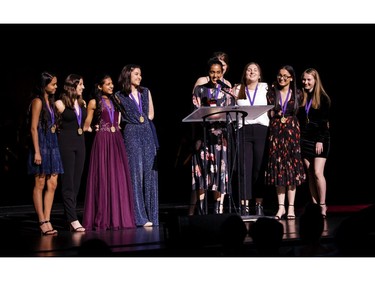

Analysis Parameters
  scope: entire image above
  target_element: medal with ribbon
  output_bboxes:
[130,91,144,123]
[279,88,290,124]
[75,105,83,135]
[102,97,116,132]
[48,103,56,133]
[305,98,312,123]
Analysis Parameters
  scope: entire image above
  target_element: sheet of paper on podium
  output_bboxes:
[182,105,274,123]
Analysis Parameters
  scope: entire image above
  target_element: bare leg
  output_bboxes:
[287,185,296,219]
[218,193,225,214]
[314,157,327,216]
[275,186,286,219]
[213,190,223,214]
[33,175,46,224]
[33,174,55,234]
[199,190,205,215]
[44,174,58,232]
[304,158,319,204]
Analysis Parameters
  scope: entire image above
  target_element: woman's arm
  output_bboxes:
[83,99,96,132]
[148,90,154,120]
[30,98,42,163]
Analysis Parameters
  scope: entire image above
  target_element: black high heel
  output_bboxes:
[275,204,286,220]
[287,205,296,220]
[319,203,327,219]
[39,221,57,235]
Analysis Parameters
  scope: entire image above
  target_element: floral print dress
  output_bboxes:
[265,88,306,187]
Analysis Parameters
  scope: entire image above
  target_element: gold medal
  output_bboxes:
[280,116,286,123]
[51,125,56,133]
[77,128,83,135]
[139,116,144,123]
[306,117,310,124]
[110,126,116,132]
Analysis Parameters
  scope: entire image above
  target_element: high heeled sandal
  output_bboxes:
[319,203,327,219]
[287,204,296,220]
[275,204,286,220]
[219,203,224,214]
[70,221,86,232]
[45,220,58,234]
[39,221,57,235]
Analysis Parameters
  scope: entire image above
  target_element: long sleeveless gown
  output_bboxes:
[83,104,135,230]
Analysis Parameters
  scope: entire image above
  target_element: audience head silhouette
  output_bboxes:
[219,215,247,246]
[249,217,284,256]
[78,238,112,257]
[299,203,324,244]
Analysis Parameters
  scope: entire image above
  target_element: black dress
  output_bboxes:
[297,94,330,159]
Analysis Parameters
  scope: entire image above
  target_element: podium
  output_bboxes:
[183,105,273,215]
[182,105,273,123]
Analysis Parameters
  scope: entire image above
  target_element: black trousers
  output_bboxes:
[238,124,269,201]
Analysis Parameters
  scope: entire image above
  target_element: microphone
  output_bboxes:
[216,80,237,106]
[216,80,231,89]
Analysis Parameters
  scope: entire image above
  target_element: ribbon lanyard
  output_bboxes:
[75,105,83,135]
[101,97,115,125]
[130,91,145,123]
[279,88,291,115]
[245,84,258,106]
[305,98,312,123]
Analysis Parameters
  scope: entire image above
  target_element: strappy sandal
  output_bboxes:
[275,204,286,220]
[287,205,296,220]
[39,221,57,235]
[319,203,327,219]
[70,221,86,232]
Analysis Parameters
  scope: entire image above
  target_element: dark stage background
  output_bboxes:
[1,24,374,208]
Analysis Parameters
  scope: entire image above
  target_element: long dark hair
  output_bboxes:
[118,64,143,95]
[28,71,57,135]
[274,65,300,114]
[92,73,125,124]
[59,74,85,109]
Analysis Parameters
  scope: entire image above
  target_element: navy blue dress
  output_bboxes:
[27,99,64,175]
[116,88,159,227]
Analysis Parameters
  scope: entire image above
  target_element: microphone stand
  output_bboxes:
[221,87,241,214]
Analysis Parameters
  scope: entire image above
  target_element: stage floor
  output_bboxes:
[1,202,372,257]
